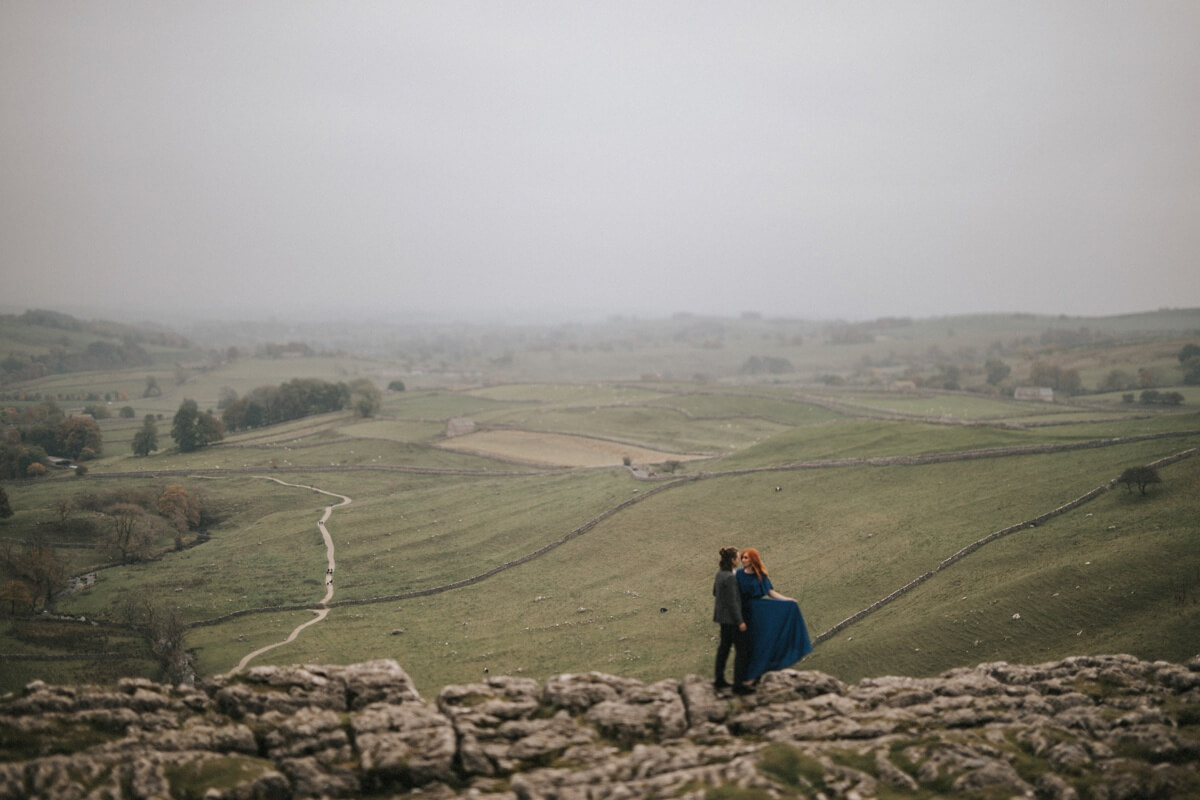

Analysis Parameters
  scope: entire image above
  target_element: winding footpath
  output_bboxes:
[224,477,349,675]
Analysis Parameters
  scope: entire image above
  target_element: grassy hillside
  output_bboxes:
[2,309,1198,698]
[175,428,1200,695]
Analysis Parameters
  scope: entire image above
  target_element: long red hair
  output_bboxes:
[740,548,767,578]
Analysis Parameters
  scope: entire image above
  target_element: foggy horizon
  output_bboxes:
[3,3,1199,324]
[4,299,1200,333]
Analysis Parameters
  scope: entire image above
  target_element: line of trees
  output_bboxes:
[132,380,383,457]
[740,355,794,375]
[221,377,380,431]
[1124,390,1185,406]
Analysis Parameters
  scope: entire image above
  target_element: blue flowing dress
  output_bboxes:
[736,569,813,681]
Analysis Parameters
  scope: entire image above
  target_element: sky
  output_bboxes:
[2,2,1199,324]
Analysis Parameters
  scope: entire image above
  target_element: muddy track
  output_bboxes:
[220,478,348,674]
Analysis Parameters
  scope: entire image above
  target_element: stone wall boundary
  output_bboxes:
[813,447,1196,645]
[186,444,1196,631]
[0,651,140,662]
[188,474,700,627]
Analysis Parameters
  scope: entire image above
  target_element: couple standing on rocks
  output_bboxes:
[713,545,813,694]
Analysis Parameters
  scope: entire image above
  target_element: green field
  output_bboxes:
[2,309,1199,698]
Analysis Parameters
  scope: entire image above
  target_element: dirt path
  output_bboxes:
[225,477,349,675]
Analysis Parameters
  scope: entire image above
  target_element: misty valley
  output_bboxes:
[1,307,1198,699]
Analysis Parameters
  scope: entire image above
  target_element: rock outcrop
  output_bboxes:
[2,654,1198,798]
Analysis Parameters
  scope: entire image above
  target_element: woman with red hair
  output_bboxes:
[736,548,812,685]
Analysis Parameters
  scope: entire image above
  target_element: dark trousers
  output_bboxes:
[715,624,749,685]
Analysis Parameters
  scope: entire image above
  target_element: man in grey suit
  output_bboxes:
[713,546,751,694]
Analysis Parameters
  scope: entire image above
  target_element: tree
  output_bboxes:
[1178,343,1200,363]
[131,415,159,456]
[928,364,961,391]
[171,398,224,452]
[119,597,190,683]
[158,484,202,531]
[82,404,110,420]
[143,375,161,398]
[348,378,382,418]
[387,380,406,392]
[0,579,34,615]
[984,359,1011,386]
[0,442,47,480]
[2,535,67,605]
[1028,361,1082,395]
[1059,368,1082,395]
[1183,356,1200,386]
[1117,466,1161,495]
[55,496,72,525]
[119,405,136,419]
[55,415,103,459]
[1099,369,1137,392]
[0,485,11,519]
[103,503,158,563]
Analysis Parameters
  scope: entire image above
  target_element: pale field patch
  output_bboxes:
[433,429,708,467]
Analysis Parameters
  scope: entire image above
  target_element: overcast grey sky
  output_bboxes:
[2,2,1198,323]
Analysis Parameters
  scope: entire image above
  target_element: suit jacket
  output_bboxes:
[712,569,744,626]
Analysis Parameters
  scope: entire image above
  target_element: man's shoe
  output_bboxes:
[732,684,756,695]
[713,680,731,691]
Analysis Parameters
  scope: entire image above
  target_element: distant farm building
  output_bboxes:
[889,380,918,392]
[1015,386,1055,402]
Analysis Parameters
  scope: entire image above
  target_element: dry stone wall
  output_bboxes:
[2,654,1198,799]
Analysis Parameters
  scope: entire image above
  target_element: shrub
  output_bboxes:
[1117,466,1161,495]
